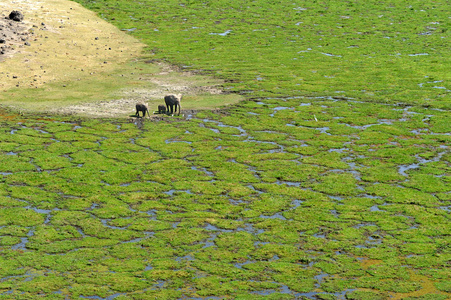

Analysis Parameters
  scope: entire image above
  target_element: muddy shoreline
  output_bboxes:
[0,0,236,118]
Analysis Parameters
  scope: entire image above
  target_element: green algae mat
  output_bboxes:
[0,97,449,298]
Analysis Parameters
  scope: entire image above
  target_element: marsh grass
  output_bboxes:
[0,0,449,298]
[0,95,449,298]
[74,0,451,109]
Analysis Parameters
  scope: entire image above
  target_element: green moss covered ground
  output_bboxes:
[0,97,449,298]
[0,0,449,298]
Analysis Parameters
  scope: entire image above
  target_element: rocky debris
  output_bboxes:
[8,11,24,22]
[0,11,33,60]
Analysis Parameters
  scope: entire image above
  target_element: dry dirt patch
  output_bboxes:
[0,0,237,118]
[0,0,143,91]
[0,11,32,59]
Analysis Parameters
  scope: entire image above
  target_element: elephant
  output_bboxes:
[158,105,167,114]
[164,94,182,115]
[135,103,150,118]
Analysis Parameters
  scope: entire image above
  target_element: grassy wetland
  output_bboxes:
[0,0,450,299]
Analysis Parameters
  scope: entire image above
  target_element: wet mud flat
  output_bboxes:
[0,96,449,299]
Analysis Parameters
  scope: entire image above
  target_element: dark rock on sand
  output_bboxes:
[8,11,24,22]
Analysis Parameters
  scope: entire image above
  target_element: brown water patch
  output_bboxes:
[0,108,25,122]
[359,258,383,269]
[389,270,451,300]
